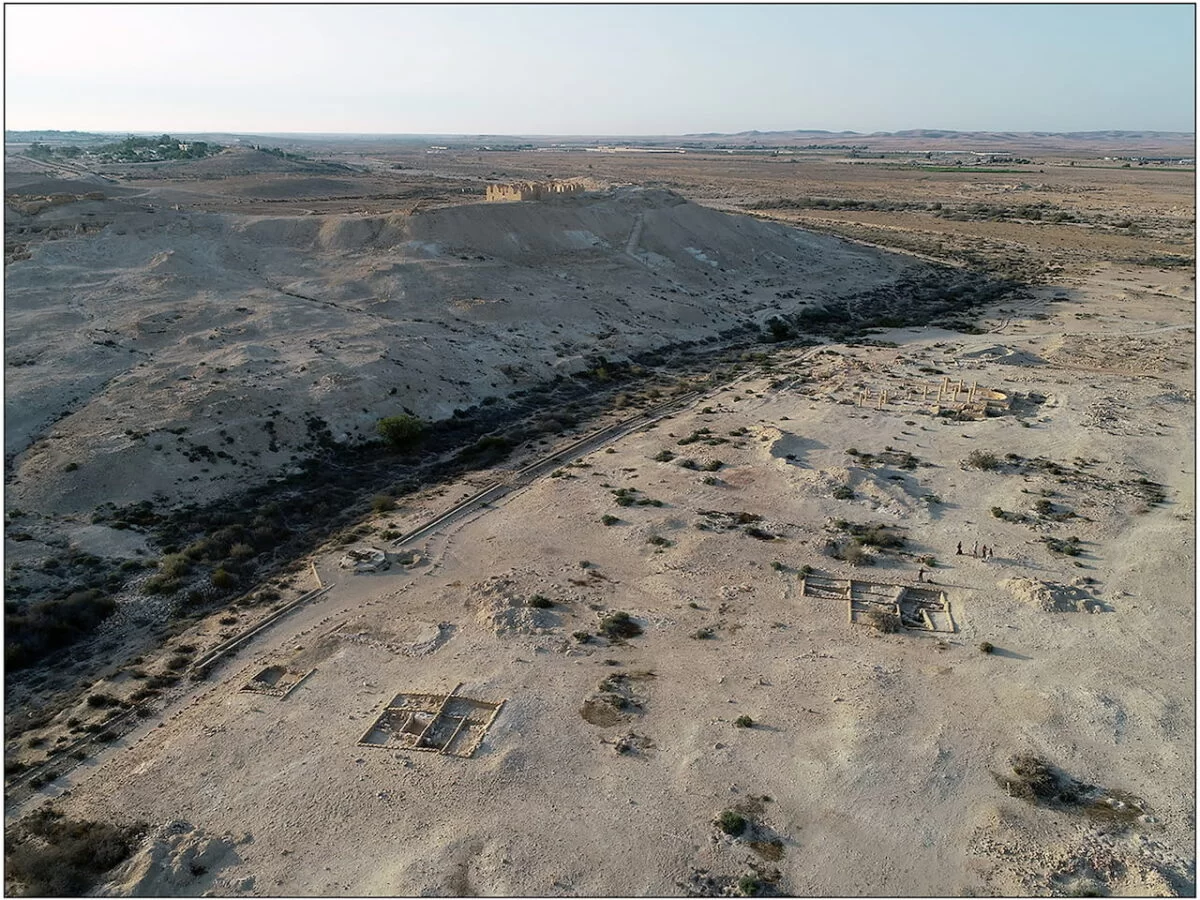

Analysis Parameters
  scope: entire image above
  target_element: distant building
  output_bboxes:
[485,180,586,202]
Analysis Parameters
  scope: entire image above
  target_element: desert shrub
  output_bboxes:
[738,875,762,896]
[832,484,855,500]
[979,641,995,654]
[799,565,814,576]
[210,567,235,589]
[744,526,776,541]
[991,506,1005,518]
[527,594,553,609]
[599,611,642,640]
[4,589,118,670]
[734,715,755,728]
[653,449,676,462]
[864,607,900,633]
[1034,499,1054,515]
[5,808,139,897]
[965,450,999,470]
[701,459,723,472]
[376,414,425,450]
[158,554,190,578]
[228,542,255,560]
[371,494,396,513]
[716,810,747,836]
[1008,754,1067,802]
[85,692,119,709]
[691,627,715,640]
[842,543,872,567]
[572,631,592,643]
[1043,536,1082,556]
[140,573,176,595]
[676,458,699,470]
[646,535,672,547]
[852,524,904,549]
[601,514,620,526]
[458,435,512,462]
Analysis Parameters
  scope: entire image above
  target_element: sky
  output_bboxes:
[5,3,1195,135]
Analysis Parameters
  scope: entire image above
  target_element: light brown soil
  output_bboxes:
[4,138,1194,896]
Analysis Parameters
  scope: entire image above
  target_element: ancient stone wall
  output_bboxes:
[485,180,586,202]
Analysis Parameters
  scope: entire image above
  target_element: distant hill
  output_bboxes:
[676,129,1195,154]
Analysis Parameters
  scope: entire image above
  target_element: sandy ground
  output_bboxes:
[4,140,1195,896]
[9,253,1193,895]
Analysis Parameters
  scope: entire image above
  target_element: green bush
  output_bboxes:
[599,611,642,639]
[5,808,139,897]
[376,414,425,450]
[371,494,396,513]
[601,514,620,526]
[158,554,190,579]
[5,590,118,670]
[965,450,999,470]
[738,875,762,896]
[717,810,747,836]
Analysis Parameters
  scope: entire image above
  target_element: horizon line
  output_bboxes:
[7,127,1197,139]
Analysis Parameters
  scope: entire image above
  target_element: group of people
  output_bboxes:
[956,541,994,560]
[916,540,998,583]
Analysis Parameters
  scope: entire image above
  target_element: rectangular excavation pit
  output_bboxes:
[358,683,504,758]
[240,665,316,698]
[803,577,954,633]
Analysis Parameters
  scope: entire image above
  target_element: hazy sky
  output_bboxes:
[5,3,1195,135]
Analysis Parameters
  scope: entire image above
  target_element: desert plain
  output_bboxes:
[3,131,1196,896]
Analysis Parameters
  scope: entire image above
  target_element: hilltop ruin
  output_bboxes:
[485,179,587,202]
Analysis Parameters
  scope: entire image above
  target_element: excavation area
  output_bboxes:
[4,138,1194,896]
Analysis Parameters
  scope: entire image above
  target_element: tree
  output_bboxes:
[376,414,425,450]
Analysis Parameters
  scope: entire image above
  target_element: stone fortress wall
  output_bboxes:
[485,180,587,202]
